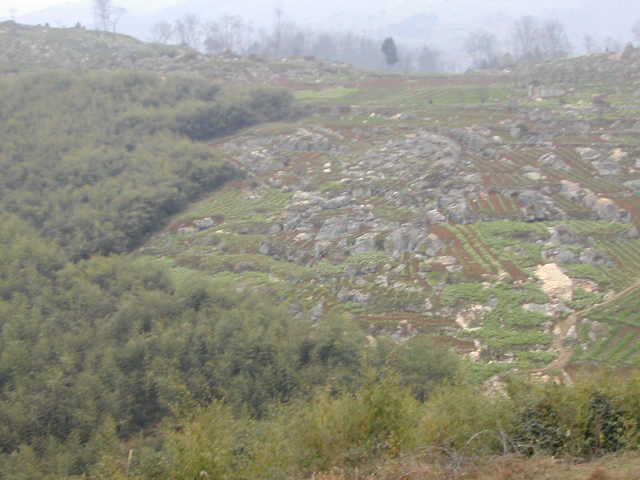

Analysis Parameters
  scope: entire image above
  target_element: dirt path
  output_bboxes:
[540,279,640,383]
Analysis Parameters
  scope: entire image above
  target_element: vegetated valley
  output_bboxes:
[3,21,640,479]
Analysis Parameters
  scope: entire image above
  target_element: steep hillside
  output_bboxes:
[139,56,640,383]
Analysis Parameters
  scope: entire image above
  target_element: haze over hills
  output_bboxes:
[9,0,640,66]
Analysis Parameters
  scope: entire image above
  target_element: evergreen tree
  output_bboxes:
[381,37,399,67]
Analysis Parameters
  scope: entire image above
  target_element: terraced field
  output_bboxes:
[140,56,640,382]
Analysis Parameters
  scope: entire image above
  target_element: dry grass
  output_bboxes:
[308,453,640,480]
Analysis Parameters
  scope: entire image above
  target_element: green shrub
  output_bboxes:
[163,402,241,480]
[248,378,420,477]
[510,373,640,456]
[419,384,516,455]
[441,283,491,307]
[390,336,461,401]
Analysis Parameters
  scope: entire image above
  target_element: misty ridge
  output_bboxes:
[10,0,640,72]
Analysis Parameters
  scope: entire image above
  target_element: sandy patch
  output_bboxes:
[535,263,573,301]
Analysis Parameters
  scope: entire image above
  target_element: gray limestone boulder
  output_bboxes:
[324,194,351,209]
[447,200,476,224]
[624,179,640,192]
[510,123,527,139]
[576,147,600,161]
[580,248,611,267]
[539,152,570,170]
[337,288,370,304]
[543,248,578,264]
[426,209,447,224]
[387,225,424,255]
[593,160,621,176]
[423,233,445,257]
[517,190,557,221]
[591,197,630,222]
[353,232,379,253]
[316,216,350,240]
[548,224,578,246]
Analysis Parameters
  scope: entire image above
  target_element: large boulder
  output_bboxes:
[624,179,640,192]
[580,248,611,267]
[576,147,600,161]
[386,225,424,256]
[316,216,351,240]
[587,196,630,222]
[516,190,557,221]
[548,224,578,246]
[539,152,570,170]
[353,232,379,253]
[593,160,621,176]
[543,247,578,264]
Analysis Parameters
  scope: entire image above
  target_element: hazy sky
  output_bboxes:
[1,0,176,18]
[2,0,64,16]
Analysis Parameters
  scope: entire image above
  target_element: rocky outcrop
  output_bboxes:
[516,45,640,86]
[559,181,630,223]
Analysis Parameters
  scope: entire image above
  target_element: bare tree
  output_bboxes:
[151,20,174,44]
[417,46,441,73]
[291,31,306,57]
[93,0,125,32]
[633,20,640,44]
[164,11,451,73]
[93,0,112,31]
[111,6,126,32]
[509,16,570,63]
[174,13,202,49]
[203,16,248,54]
[539,19,571,59]
[273,7,284,55]
[465,30,499,69]
[203,21,224,54]
[511,15,540,62]
[276,21,308,57]
[402,52,413,73]
[313,33,338,59]
[583,34,599,54]
[604,36,623,52]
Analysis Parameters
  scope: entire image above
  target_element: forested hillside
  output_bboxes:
[2,214,456,477]
[0,72,294,257]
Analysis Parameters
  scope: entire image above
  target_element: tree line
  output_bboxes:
[87,0,640,73]
[150,12,444,73]
[148,10,640,73]
[464,15,629,70]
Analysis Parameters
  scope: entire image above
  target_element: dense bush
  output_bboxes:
[79,371,640,479]
[510,378,637,457]
[0,71,293,257]
[156,379,421,480]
